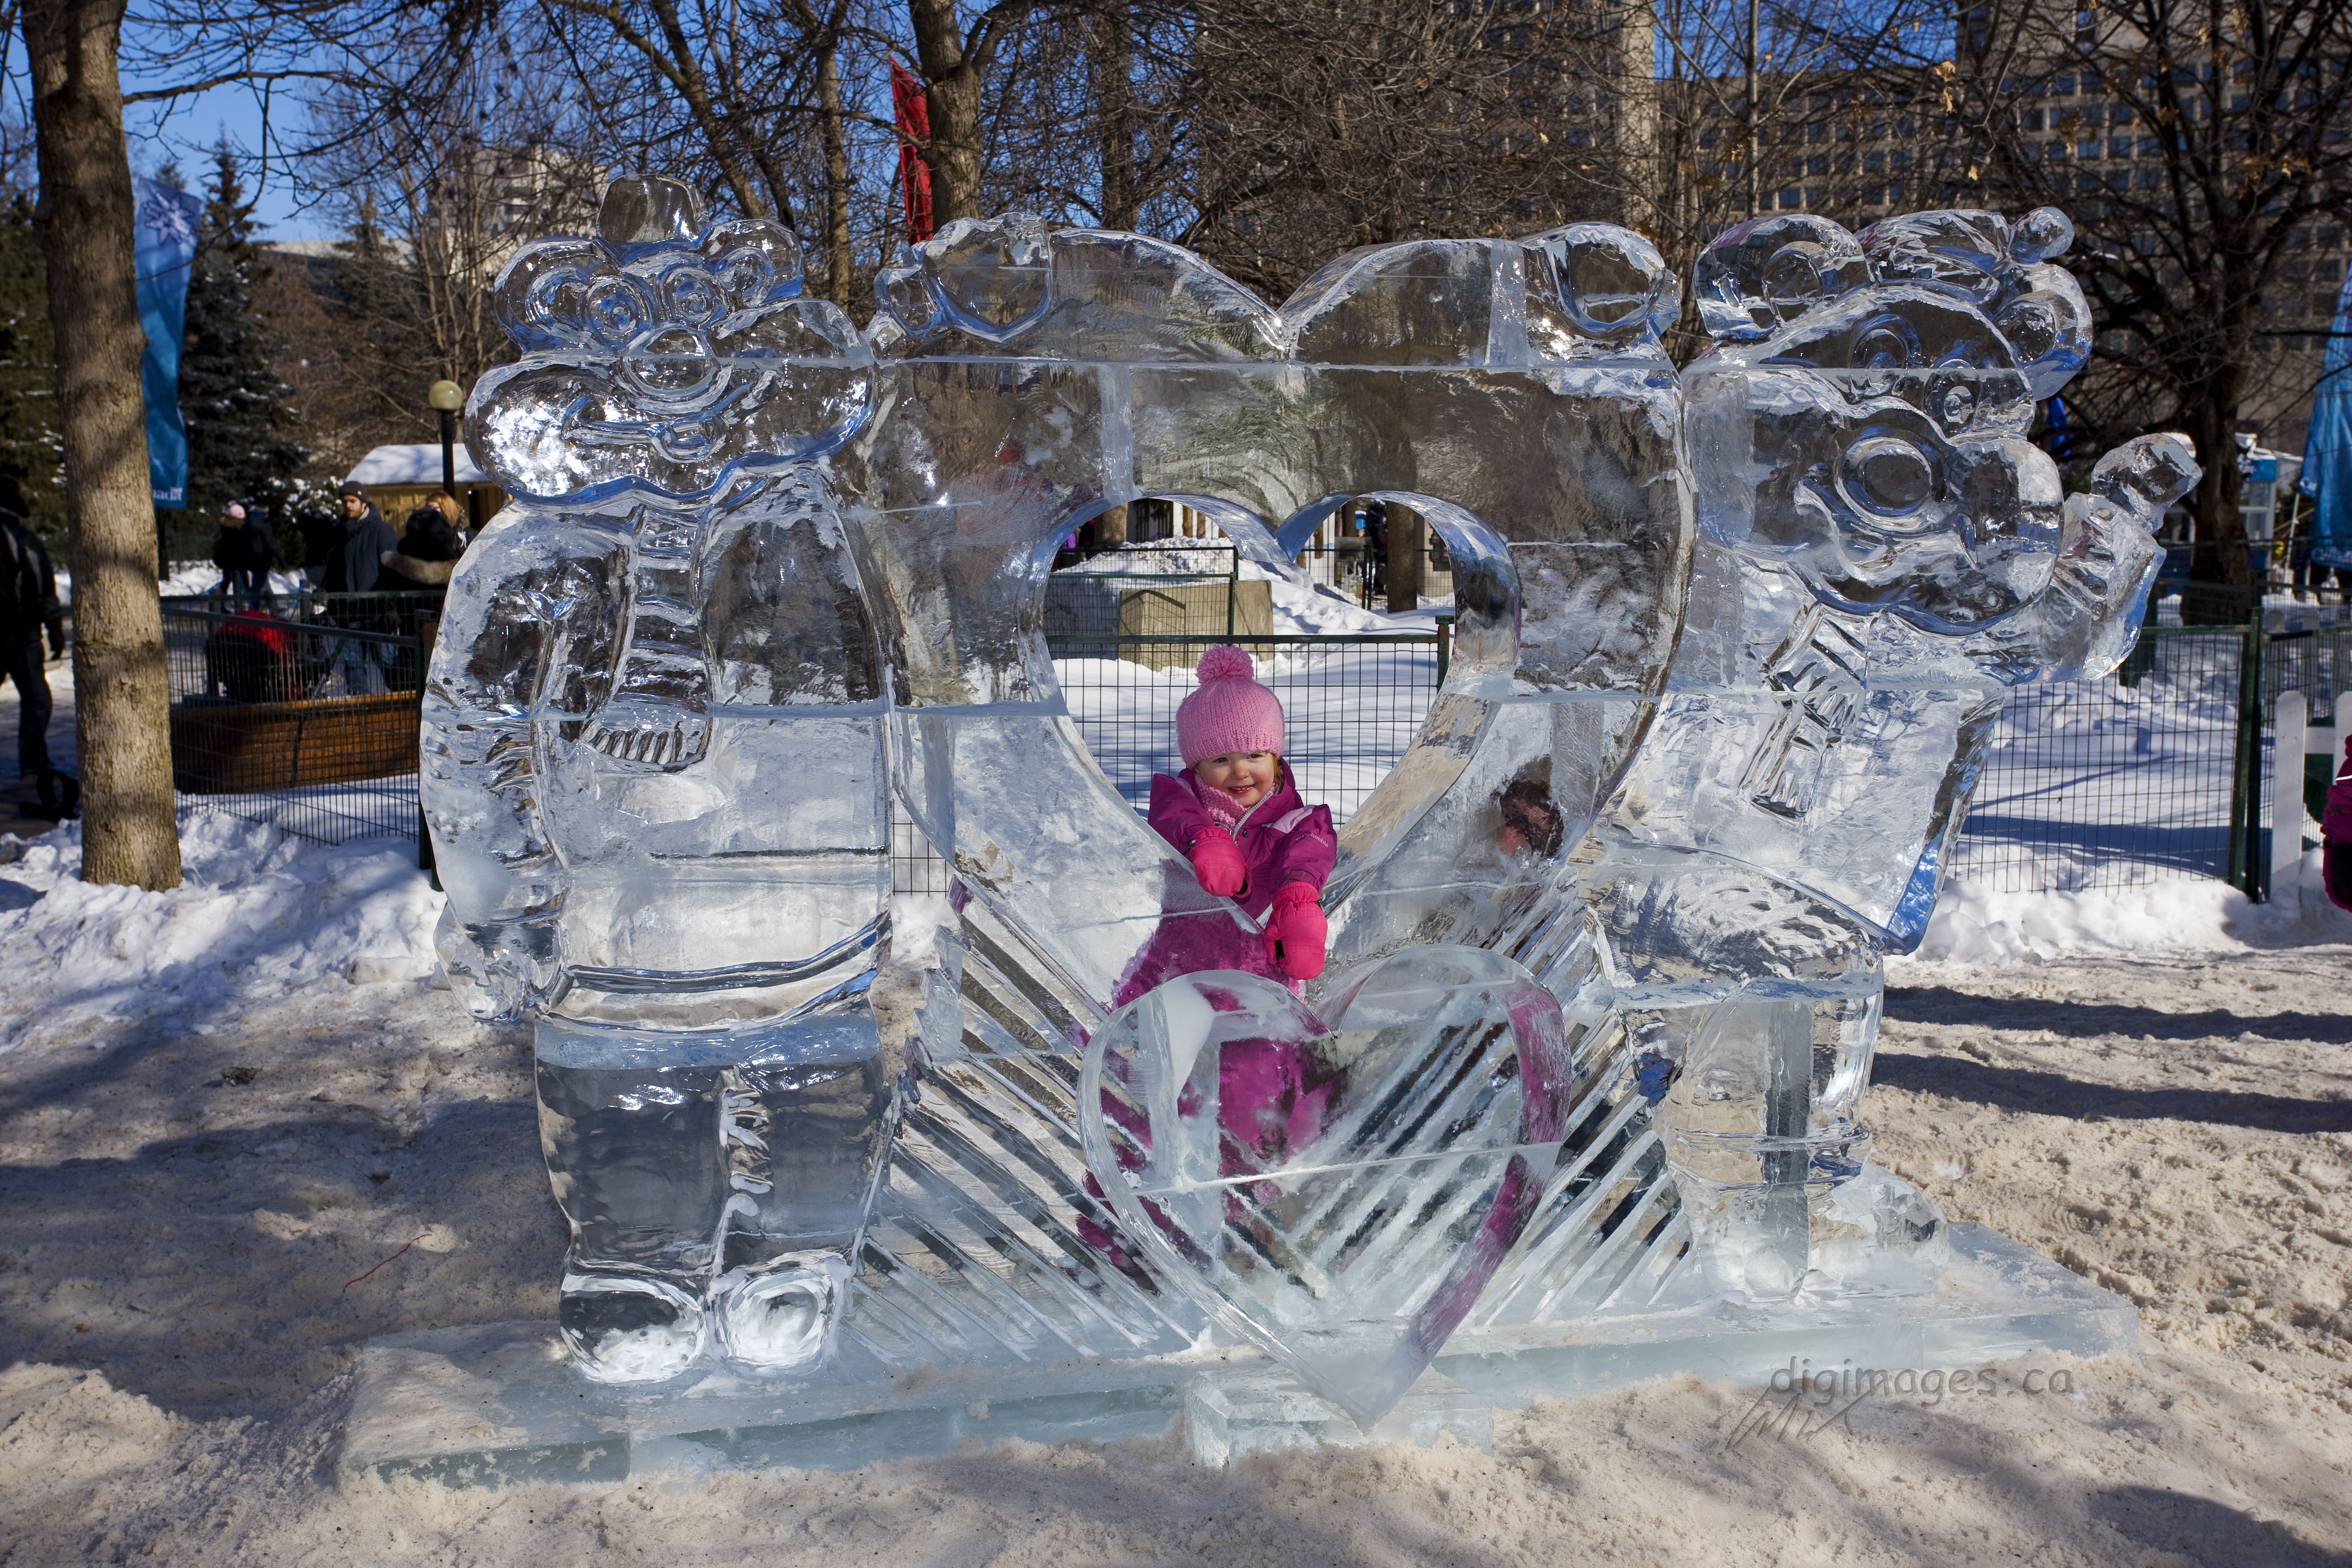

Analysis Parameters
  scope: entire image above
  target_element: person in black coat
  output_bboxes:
[0,500,73,817]
[209,502,278,606]
[325,482,400,694]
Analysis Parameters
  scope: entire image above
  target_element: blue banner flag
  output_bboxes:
[2300,258,2352,567]
[132,176,203,508]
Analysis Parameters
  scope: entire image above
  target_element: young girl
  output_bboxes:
[1088,649,1341,1271]
[1140,645,1335,990]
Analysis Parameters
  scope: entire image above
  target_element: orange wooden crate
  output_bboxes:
[170,693,421,794]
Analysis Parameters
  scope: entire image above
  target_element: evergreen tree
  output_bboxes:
[180,140,306,558]
[0,199,64,557]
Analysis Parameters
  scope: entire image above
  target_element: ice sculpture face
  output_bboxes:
[1687,208,2094,634]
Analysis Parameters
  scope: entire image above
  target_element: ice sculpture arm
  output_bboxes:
[423,507,627,1020]
[1959,433,2200,684]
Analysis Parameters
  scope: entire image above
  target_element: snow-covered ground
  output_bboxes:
[0,812,2346,1563]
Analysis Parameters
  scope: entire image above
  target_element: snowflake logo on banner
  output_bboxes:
[136,186,197,249]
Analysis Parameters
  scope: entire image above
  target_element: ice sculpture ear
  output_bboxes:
[1692,214,1870,342]
[908,213,1054,342]
[2007,205,2075,264]
[1858,209,2014,305]
[1994,263,2092,399]
[599,173,707,254]
[1527,223,1679,346]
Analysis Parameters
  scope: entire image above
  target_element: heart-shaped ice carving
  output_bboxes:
[1077,944,1575,1426]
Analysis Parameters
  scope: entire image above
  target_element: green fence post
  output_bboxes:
[2230,611,2266,900]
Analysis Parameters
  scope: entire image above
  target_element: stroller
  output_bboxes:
[203,609,303,703]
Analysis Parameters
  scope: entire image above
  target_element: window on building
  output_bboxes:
[2138,168,2161,188]
[1864,151,1885,172]
[2111,137,2133,157]
[1778,187,1801,208]
[2024,108,2044,130]
[2112,104,2135,125]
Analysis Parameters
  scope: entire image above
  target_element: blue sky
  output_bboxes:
[121,68,340,242]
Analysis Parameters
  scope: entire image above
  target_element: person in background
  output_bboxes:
[427,490,468,542]
[381,505,465,589]
[209,501,277,606]
[0,494,73,819]
[399,505,464,563]
[324,482,399,694]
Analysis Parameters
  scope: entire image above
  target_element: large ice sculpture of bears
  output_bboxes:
[423,176,903,1380]
[1576,207,2200,1300]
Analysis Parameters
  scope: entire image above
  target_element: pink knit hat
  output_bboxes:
[1177,646,1285,766]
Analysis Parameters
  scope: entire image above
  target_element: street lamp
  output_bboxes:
[428,379,466,499]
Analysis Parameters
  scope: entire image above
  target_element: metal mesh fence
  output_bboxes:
[1950,627,2253,893]
[1041,542,1239,639]
[162,592,440,848]
[890,631,1447,895]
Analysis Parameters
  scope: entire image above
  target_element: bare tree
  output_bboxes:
[1849,0,2352,616]
[20,0,181,888]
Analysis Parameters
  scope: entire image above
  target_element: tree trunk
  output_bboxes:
[1613,0,1660,234]
[818,36,855,309]
[2183,369,2252,626]
[1387,503,1425,616]
[908,0,988,224]
[22,0,181,890]
[1093,8,1136,230]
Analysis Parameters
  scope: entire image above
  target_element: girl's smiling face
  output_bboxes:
[1196,751,1277,808]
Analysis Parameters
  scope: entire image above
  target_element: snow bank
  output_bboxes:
[1054,545,1442,637]
[0,810,445,1055]
[1905,851,2352,965]
[57,565,310,604]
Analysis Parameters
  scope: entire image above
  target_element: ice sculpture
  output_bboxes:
[425,177,897,1379]
[1584,208,2197,1299]
[426,175,2183,1431]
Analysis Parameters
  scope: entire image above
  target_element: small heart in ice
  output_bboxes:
[1078,946,1575,1426]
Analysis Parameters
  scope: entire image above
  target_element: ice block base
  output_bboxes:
[340,1224,2133,1487]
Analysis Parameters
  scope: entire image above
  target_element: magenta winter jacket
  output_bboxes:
[1108,766,1338,1010]
[1146,765,1337,921]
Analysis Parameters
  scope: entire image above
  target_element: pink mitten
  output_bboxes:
[1264,882,1328,980]
[1191,830,1247,897]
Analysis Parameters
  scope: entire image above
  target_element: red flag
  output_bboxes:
[890,58,936,244]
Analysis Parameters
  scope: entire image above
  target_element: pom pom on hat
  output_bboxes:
[1197,645,1255,684]
[1177,644,1285,766]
